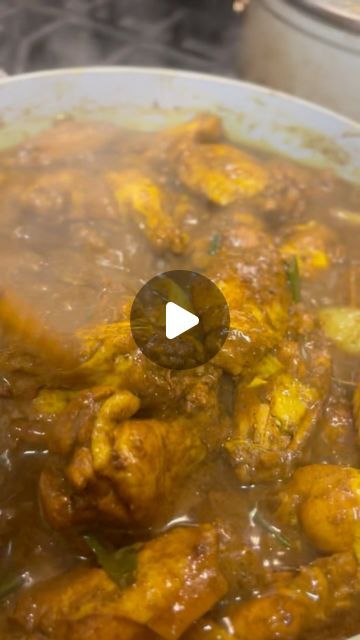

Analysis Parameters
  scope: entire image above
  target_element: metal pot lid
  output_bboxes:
[290,0,360,31]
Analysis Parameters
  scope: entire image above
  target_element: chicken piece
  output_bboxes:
[0,166,118,229]
[14,525,227,640]
[0,281,93,396]
[161,113,223,145]
[257,159,315,219]
[107,169,188,254]
[275,464,360,554]
[191,223,290,376]
[0,335,83,400]
[176,142,269,206]
[18,169,118,220]
[78,319,135,381]
[9,120,121,167]
[190,211,266,271]
[208,271,289,376]
[225,331,331,482]
[16,316,220,443]
[142,113,224,167]
[227,551,360,640]
[279,220,344,278]
[39,389,208,528]
[0,288,82,371]
[0,114,222,173]
[77,320,222,425]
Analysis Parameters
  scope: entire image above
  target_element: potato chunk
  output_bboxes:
[14,525,227,640]
[276,464,360,553]
[228,552,360,640]
[177,143,268,206]
[319,306,360,355]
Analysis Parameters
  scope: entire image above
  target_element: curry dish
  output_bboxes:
[0,113,359,640]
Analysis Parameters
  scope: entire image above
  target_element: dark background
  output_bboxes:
[0,0,245,75]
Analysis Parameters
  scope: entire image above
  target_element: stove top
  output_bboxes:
[0,0,244,76]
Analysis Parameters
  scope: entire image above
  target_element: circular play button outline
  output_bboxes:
[130,269,230,370]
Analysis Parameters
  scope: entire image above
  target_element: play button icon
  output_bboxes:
[165,302,199,340]
[130,270,229,370]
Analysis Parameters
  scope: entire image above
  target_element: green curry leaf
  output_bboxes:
[253,509,292,548]
[286,255,301,303]
[84,535,141,590]
[0,572,24,600]
[208,232,222,256]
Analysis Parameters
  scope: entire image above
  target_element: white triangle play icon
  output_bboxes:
[165,302,199,340]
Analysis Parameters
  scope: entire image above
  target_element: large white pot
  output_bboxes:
[0,67,359,640]
[239,0,360,120]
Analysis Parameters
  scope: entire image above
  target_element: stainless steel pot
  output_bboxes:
[239,0,360,120]
[0,66,359,640]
